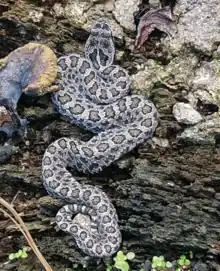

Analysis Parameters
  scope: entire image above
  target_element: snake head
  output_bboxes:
[85,18,115,70]
[90,18,112,38]
[135,6,177,49]
[0,43,58,138]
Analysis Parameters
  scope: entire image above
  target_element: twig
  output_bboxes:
[0,197,54,271]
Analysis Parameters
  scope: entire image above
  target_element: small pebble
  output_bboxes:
[193,262,208,271]
[0,144,18,163]
[143,260,152,271]
[173,102,202,125]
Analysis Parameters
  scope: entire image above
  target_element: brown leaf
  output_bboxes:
[135,6,177,49]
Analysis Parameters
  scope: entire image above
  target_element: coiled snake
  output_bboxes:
[42,19,158,258]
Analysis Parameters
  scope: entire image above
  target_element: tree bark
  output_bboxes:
[0,1,219,271]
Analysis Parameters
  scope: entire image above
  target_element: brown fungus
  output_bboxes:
[0,43,58,137]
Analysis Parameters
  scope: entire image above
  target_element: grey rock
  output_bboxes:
[173,102,202,125]
[113,0,141,31]
[170,0,220,53]
[192,60,220,106]
[178,113,220,145]
[143,260,151,271]
[193,262,208,271]
[0,144,19,163]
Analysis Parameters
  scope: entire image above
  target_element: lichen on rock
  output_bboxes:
[178,113,220,145]
[192,60,220,107]
[169,0,220,53]
[113,0,141,31]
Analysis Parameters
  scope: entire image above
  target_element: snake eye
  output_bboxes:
[102,23,110,31]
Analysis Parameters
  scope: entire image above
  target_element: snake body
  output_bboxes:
[42,19,158,257]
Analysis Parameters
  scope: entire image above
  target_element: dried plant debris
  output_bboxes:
[135,6,177,49]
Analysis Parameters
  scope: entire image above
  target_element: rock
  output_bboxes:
[192,262,208,271]
[131,54,198,94]
[113,0,141,31]
[173,102,202,125]
[178,113,220,145]
[192,60,220,107]
[53,0,125,39]
[170,0,220,54]
[63,1,88,26]
[0,144,19,163]
[131,60,164,92]
[152,137,170,148]
[143,259,151,271]
[28,10,44,23]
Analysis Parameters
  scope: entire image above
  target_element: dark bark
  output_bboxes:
[0,1,220,271]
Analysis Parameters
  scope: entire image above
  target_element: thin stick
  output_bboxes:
[0,197,54,271]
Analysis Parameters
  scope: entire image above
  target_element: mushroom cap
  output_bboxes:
[0,42,58,96]
[0,43,58,137]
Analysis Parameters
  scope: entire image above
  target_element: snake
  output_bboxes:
[42,18,158,258]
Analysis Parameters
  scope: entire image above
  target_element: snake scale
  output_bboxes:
[42,19,158,258]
